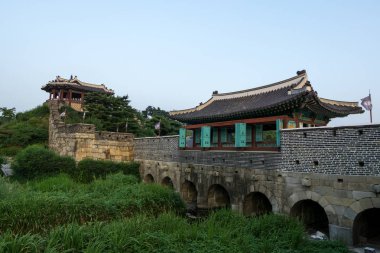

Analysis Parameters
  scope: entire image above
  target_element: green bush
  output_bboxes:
[0,156,5,165]
[0,146,22,156]
[11,145,76,180]
[75,159,140,183]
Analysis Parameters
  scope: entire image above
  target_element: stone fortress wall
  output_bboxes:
[135,124,380,246]
[47,98,380,246]
[48,100,134,162]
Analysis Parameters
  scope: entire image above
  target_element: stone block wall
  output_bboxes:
[281,124,380,175]
[48,101,134,162]
[134,135,179,162]
[134,135,281,169]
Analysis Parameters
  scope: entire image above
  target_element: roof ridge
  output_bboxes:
[319,97,359,107]
[214,72,307,97]
[170,71,308,116]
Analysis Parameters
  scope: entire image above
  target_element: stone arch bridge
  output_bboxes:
[135,125,380,246]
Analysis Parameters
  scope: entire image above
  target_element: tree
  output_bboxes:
[142,105,182,136]
[0,107,16,123]
[83,92,143,135]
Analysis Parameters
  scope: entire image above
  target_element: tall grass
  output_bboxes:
[0,210,349,253]
[0,173,185,234]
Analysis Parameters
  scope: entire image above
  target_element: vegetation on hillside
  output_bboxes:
[0,92,181,156]
[0,105,49,156]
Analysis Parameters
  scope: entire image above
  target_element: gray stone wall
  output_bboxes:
[281,124,380,176]
[134,135,281,169]
[178,150,281,170]
[134,135,179,162]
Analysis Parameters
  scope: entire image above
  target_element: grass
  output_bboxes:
[0,173,185,234]
[0,174,350,253]
[0,210,350,253]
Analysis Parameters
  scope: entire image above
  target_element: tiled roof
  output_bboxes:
[41,76,114,94]
[169,70,363,124]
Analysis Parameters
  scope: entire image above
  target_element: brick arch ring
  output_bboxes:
[343,197,380,224]
[247,184,279,213]
[285,191,337,224]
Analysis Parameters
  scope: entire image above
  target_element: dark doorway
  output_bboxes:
[353,208,380,246]
[144,174,154,183]
[207,184,231,209]
[181,180,198,212]
[161,176,174,189]
[243,192,272,217]
[290,199,329,236]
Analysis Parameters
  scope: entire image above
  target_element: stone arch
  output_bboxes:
[251,184,279,213]
[243,192,272,217]
[144,174,154,183]
[353,208,380,246]
[290,199,330,236]
[161,176,174,189]
[343,198,380,226]
[207,184,231,209]
[180,180,198,211]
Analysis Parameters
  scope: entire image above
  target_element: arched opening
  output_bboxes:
[353,208,380,246]
[243,192,272,217]
[144,174,154,183]
[290,199,329,236]
[207,184,230,209]
[161,176,174,189]
[180,180,198,212]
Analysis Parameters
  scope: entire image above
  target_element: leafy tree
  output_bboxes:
[0,105,49,156]
[142,106,182,136]
[83,92,143,135]
[0,107,16,124]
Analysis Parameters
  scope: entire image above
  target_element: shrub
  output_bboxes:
[11,145,76,180]
[0,155,5,165]
[0,146,22,156]
[75,159,140,183]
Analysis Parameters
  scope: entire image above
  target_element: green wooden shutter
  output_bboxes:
[221,127,227,143]
[255,124,263,142]
[276,119,283,147]
[179,128,186,148]
[201,126,211,148]
[235,123,246,147]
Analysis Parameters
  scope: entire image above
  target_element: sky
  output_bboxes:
[0,0,379,126]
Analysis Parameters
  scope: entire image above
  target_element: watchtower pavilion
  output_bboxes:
[41,75,114,111]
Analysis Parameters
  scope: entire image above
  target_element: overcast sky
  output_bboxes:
[0,0,379,126]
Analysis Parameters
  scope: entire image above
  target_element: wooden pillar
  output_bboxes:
[59,89,63,100]
[192,130,196,148]
[81,92,84,102]
[68,89,72,105]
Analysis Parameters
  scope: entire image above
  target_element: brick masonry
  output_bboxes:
[281,124,380,175]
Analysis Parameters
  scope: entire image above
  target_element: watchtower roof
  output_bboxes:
[41,75,114,94]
